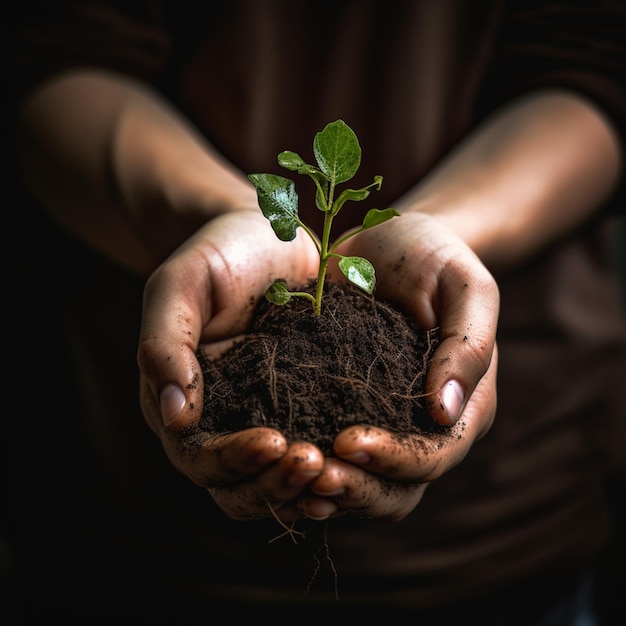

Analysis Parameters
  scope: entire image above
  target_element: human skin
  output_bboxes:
[17,70,621,522]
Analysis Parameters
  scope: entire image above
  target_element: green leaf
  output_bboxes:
[315,185,328,211]
[313,120,361,184]
[265,280,292,305]
[277,150,306,170]
[248,173,299,241]
[331,176,386,216]
[278,151,321,177]
[278,150,328,210]
[338,256,376,294]
[362,207,401,229]
[332,187,372,216]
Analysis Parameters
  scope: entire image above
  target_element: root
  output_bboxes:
[327,372,398,415]
[303,520,339,601]
[265,500,306,545]
[259,338,279,412]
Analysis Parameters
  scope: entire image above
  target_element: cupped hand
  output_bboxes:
[332,211,499,428]
[188,429,326,521]
[298,212,499,521]
[299,346,497,521]
[138,209,322,519]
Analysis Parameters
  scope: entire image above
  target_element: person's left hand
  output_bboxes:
[297,351,497,521]
[293,212,499,522]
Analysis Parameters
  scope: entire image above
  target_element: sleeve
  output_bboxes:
[8,1,172,106]
[479,0,626,161]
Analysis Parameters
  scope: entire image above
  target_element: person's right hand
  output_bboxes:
[138,209,327,520]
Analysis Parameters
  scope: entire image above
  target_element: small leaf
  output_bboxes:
[248,173,299,241]
[315,185,328,212]
[265,280,292,305]
[362,207,401,229]
[338,256,376,294]
[332,187,372,216]
[278,150,328,211]
[277,150,306,170]
[278,151,321,177]
[331,176,387,216]
[313,120,361,184]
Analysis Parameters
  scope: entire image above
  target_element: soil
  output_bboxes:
[197,281,449,453]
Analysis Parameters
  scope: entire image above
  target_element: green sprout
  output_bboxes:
[248,119,401,316]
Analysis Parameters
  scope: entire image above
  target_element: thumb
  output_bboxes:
[424,263,499,426]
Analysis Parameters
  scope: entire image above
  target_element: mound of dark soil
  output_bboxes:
[198,281,445,454]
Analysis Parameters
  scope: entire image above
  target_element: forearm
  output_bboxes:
[17,68,258,276]
[397,90,623,273]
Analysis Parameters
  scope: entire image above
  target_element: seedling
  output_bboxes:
[248,119,400,315]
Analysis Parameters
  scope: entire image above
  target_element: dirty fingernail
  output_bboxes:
[160,383,186,426]
[440,380,464,424]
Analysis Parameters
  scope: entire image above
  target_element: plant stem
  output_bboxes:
[314,208,335,315]
[314,262,328,315]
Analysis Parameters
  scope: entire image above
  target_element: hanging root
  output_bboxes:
[265,499,306,544]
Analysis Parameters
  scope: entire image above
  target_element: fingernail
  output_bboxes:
[440,380,464,424]
[160,383,186,426]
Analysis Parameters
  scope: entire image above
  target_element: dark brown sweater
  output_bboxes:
[5,0,626,617]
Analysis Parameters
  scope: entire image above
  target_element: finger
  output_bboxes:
[137,254,210,431]
[332,422,478,483]
[207,440,324,521]
[160,427,288,488]
[305,457,429,521]
[423,257,499,425]
[259,440,325,501]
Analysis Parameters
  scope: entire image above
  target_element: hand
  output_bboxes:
[299,212,498,521]
[138,209,323,519]
[298,348,497,521]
